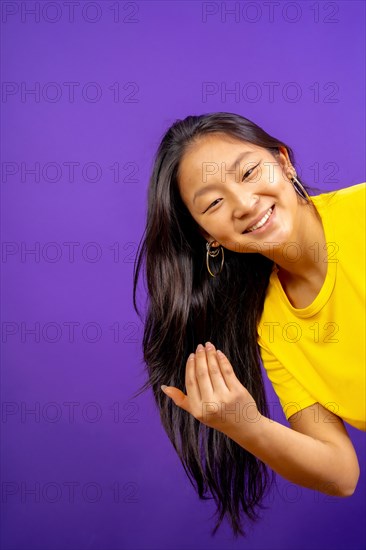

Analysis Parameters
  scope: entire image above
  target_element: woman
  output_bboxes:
[132,112,365,538]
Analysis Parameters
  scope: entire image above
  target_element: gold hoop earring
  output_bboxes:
[206,241,224,277]
[291,174,311,202]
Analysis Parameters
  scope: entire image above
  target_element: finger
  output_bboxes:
[161,385,190,413]
[185,352,202,403]
[204,342,230,392]
[195,344,214,399]
[215,349,239,391]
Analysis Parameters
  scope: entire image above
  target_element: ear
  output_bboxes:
[277,146,295,180]
[197,227,220,248]
[197,224,210,241]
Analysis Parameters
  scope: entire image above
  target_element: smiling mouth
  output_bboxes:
[243,205,275,233]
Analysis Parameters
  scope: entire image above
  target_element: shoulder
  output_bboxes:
[310,182,365,210]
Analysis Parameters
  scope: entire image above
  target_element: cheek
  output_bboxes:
[258,167,276,190]
[202,216,230,241]
[271,170,291,196]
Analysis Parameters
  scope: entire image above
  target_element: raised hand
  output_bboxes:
[161,341,260,433]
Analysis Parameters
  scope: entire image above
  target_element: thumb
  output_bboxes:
[161,385,189,411]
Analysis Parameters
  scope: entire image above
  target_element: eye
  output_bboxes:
[203,198,222,213]
[242,162,260,181]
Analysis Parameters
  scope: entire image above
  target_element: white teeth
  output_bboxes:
[246,206,273,232]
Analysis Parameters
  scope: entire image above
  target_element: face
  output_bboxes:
[177,132,305,259]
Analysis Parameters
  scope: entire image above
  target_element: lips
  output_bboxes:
[243,205,275,233]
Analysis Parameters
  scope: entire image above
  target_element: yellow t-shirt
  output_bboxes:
[257,182,366,431]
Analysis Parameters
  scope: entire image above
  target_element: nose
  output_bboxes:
[232,190,259,219]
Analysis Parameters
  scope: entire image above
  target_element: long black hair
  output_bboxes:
[131,112,316,537]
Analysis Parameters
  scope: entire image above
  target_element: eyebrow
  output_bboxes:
[192,151,253,204]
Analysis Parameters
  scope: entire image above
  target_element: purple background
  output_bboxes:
[1,1,365,549]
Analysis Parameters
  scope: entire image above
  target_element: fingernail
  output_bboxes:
[205,341,214,350]
[196,344,204,352]
[161,385,168,391]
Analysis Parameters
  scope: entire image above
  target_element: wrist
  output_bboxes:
[223,406,268,449]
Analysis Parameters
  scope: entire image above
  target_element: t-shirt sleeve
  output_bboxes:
[258,340,318,421]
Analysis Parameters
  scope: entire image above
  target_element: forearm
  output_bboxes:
[225,414,359,496]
